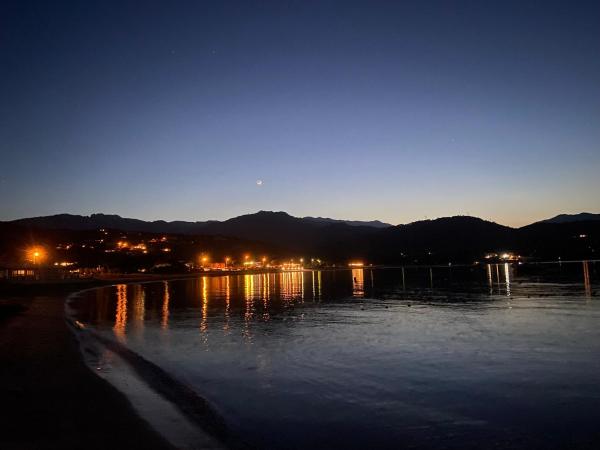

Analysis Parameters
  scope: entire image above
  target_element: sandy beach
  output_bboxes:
[0,284,173,449]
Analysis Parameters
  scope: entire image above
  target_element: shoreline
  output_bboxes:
[2,258,597,292]
[65,279,247,450]
[0,284,173,449]
[0,268,303,292]
[0,270,277,449]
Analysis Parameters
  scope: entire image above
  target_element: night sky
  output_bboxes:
[1,0,599,226]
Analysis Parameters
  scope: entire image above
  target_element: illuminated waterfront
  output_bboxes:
[72,263,600,449]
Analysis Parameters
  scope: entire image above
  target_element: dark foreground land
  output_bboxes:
[0,287,172,450]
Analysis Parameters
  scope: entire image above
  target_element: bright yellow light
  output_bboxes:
[27,246,46,264]
[348,261,364,267]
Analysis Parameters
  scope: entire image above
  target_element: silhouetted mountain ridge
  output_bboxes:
[4,211,599,262]
[537,213,600,224]
[7,211,390,234]
[302,216,391,228]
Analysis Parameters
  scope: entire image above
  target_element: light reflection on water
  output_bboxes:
[113,284,127,341]
[161,281,169,331]
[352,268,364,297]
[74,263,600,450]
[583,261,592,298]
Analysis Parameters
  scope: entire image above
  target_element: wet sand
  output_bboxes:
[0,289,172,449]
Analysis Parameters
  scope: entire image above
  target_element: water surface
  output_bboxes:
[73,263,600,449]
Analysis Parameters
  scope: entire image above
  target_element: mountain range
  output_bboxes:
[5,212,392,234]
[3,211,599,263]
[7,210,599,234]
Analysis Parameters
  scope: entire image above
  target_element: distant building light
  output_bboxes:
[53,261,76,267]
[348,262,364,267]
[281,262,303,271]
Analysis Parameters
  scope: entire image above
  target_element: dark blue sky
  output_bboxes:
[1,0,599,226]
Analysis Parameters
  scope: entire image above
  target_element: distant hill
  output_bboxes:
[198,211,375,252]
[6,211,384,254]
[370,216,515,263]
[538,213,600,224]
[7,213,213,234]
[4,211,599,263]
[302,216,392,228]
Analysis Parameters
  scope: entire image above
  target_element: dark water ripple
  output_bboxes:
[71,264,600,449]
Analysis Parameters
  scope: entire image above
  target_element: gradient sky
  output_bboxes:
[1,0,599,227]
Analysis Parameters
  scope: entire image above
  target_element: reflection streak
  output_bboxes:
[244,274,254,341]
[224,276,231,332]
[113,284,127,341]
[317,271,322,300]
[352,269,364,298]
[583,261,592,298]
[504,263,511,297]
[263,273,270,320]
[201,277,208,336]
[133,285,145,332]
[161,281,170,330]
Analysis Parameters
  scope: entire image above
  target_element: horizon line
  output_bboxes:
[2,209,598,229]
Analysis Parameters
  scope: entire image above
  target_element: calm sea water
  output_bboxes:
[73,263,600,449]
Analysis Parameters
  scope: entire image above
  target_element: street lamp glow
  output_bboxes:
[27,246,46,265]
